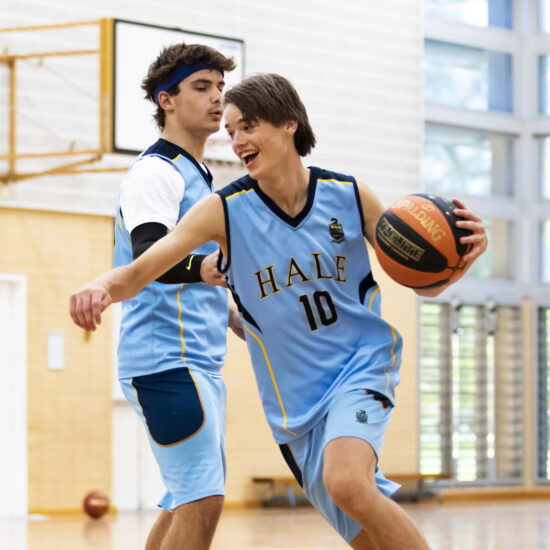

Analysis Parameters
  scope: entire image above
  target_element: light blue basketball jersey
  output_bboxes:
[217,166,402,444]
[114,139,228,379]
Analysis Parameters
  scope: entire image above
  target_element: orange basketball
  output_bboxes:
[373,194,472,289]
[82,491,110,519]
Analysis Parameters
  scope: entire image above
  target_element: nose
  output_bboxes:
[211,87,222,103]
[231,130,246,150]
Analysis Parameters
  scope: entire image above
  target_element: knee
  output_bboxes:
[323,468,378,513]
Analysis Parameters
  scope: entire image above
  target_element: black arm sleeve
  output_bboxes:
[130,222,206,284]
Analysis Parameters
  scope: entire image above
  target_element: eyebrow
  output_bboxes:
[191,78,226,86]
[225,118,245,129]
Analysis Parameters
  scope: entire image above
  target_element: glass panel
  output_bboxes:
[542,0,550,32]
[420,303,452,475]
[542,220,550,283]
[420,302,528,483]
[424,39,513,112]
[420,303,523,485]
[467,219,514,279]
[452,305,488,482]
[538,138,550,198]
[539,56,550,115]
[494,306,523,479]
[424,0,513,29]
[538,308,550,479]
[423,125,514,196]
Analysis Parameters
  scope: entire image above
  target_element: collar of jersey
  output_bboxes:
[153,139,214,189]
[248,166,320,228]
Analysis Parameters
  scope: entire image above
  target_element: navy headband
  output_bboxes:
[154,62,224,104]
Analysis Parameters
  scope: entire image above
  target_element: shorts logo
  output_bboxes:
[356,410,368,423]
[329,218,345,243]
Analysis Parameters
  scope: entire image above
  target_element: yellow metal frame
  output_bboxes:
[0,19,125,183]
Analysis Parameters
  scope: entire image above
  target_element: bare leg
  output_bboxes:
[349,529,381,550]
[146,510,173,550]
[323,438,430,550]
[159,495,224,550]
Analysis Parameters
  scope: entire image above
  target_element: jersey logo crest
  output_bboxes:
[329,218,345,243]
[356,410,368,423]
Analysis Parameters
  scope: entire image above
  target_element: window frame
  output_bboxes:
[421,0,550,488]
[417,298,525,487]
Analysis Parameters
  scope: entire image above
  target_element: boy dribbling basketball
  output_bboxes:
[70,73,487,549]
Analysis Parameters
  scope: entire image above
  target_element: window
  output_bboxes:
[542,221,550,283]
[466,219,515,279]
[538,307,550,480]
[423,124,514,196]
[424,39,513,112]
[541,0,550,32]
[538,138,550,199]
[420,302,523,483]
[424,0,513,29]
[539,56,550,115]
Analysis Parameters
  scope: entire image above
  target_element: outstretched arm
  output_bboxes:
[356,182,487,297]
[70,194,226,331]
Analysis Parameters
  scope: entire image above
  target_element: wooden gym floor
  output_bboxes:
[1,499,550,549]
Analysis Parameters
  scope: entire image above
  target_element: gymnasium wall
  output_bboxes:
[0,208,114,512]
[0,0,422,214]
[0,0,424,510]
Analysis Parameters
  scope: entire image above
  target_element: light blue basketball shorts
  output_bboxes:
[120,366,227,512]
[281,389,401,543]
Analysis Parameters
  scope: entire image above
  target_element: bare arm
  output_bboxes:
[356,182,487,298]
[70,194,226,331]
[356,180,385,248]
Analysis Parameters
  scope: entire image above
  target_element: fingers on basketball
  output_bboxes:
[374,194,474,289]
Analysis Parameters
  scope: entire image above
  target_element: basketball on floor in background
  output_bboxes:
[374,193,472,289]
[82,491,110,519]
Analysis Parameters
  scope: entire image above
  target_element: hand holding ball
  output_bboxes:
[374,194,472,289]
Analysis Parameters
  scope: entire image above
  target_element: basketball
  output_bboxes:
[82,491,110,519]
[373,194,472,289]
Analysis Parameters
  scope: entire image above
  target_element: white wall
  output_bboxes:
[0,0,422,214]
[0,275,27,518]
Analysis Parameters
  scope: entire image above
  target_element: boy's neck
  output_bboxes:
[162,127,207,163]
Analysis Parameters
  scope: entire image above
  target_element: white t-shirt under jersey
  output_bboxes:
[120,156,185,234]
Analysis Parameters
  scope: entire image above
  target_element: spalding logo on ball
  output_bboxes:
[374,194,472,289]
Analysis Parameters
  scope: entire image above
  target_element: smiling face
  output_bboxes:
[224,103,298,180]
[159,69,225,138]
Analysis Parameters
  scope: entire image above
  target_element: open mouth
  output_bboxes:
[242,152,258,166]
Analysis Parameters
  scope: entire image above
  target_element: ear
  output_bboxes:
[285,120,298,135]
[157,91,174,112]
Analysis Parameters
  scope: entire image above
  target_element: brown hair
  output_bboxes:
[223,73,316,156]
[142,43,236,129]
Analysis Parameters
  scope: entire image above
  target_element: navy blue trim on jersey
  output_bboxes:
[250,166,320,228]
[131,368,205,446]
[218,195,231,274]
[228,284,262,333]
[358,272,377,305]
[279,444,303,487]
[366,389,393,410]
[217,178,257,273]
[352,180,366,236]
[143,138,213,188]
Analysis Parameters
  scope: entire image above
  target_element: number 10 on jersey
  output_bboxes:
[298,291,338,331]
